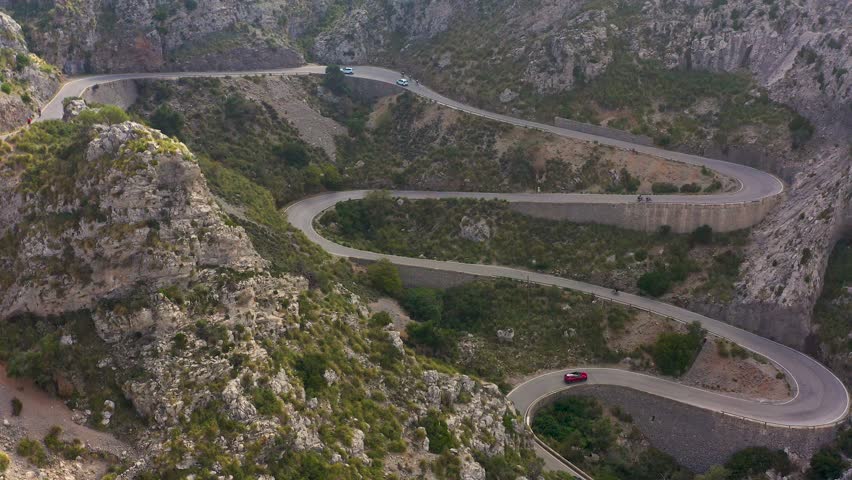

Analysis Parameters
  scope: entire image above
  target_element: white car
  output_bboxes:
[396,78,410,87]
[340,67,354,75]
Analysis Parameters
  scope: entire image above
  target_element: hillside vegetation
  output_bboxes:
[0,107,554,479]
[318,194,749,301]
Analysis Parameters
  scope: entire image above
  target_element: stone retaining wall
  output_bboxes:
[82,80,139,110]
[351,258,478,289]
[532,384,838,473]
[509,194,783,234]
[343,76,404,101]
[554,116,654,146]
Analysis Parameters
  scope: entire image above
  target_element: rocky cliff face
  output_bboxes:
[0,109,536,478]
[0,119,265,325]
[0,0,324,73]
[0,11,60,131]
[5,0,846,348]
[312,0,852,348]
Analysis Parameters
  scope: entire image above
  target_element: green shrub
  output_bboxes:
[637,270,672,297]
[1,83,12,94]
[77,105,130,126]
[789,113,814,149]
[368,311,394,328]
[15,53,31,71]
[406,321,456,359]
[16,438,47,467]
[651,322,704,376]
[725,446,791,479]
[690,225,714,245]
[531,396,614,453]
[251,388,283,416]
[44,425,86,460]
[607,308,632,331]
[274,142,309,168]
[419,411,455,453]
[160,285,185,305]
[704,180,723,192]
[171,332,188,351]
[808,447,846,480]
[184,0,198,10]
[11,397,22,416]
[295,353,328,398]
[610,167,640,193]
[367,259,404,297]
[150,105,184,137]
[0,451,9,472]
[323,65,348,95]
[223,94,259,123]
[837,428,852,456]
[633,249,648,261]
[401,288,443,322]
[680,183,701,193]
[651,182,678,194]
[696,465,730,480]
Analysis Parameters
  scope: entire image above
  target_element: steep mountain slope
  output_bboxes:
[0,0,326,73]
[0,11,59,131]
[312,0,852,349]
[6,0,845,347]
[0,108,542,478]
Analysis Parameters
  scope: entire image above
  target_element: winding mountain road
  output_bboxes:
[35,65,847,477]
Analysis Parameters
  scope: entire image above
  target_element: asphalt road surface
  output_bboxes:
[34,65,842,478]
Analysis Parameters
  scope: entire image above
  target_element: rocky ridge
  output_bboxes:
[0,107,537,478]
[0,11,60,132]
[0,0,326,73]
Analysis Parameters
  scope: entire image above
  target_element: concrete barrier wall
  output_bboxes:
[554,116,653,146]
[509,194,783,234]
[531,384,837,473]
[351,258,478,289]
[82,80,139,110]
[343,76,404,102]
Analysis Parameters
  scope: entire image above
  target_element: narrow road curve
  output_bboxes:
[39,65,784,205]
[287,190,849,476]
[33,65,842,477]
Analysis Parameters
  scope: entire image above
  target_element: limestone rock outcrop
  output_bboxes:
[0,120,266,324]
[0,11,60,131]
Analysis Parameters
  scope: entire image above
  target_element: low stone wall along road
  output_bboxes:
[35,65,842,479]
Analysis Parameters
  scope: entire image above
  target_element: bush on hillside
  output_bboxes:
[401,288,443,322]
[295,353,328,398]
[808,447,847,480]
[651,182,679,194]
[324,65,348,95]
[637,270,672,297]
[789,114,814,149]
[690,225,714,245]
[405,321,456,359]
[367,259,404,297]
[11,397,22,416]
[274,142,309,168]
[150,105,184,138]
[16,438,47,467]
[419,411,456,453]
[724,447,792,479]
[77,105,130,126]
[651,322,704,376]
[696,466,730,480]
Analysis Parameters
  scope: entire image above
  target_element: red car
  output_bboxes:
[563,371,588,383]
